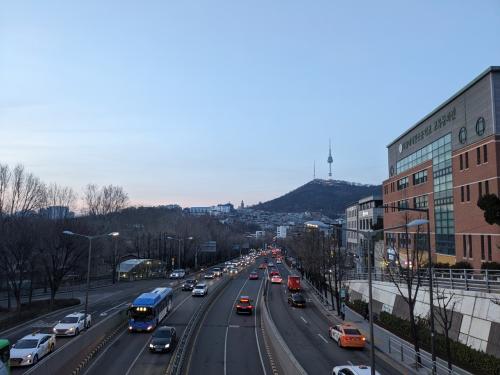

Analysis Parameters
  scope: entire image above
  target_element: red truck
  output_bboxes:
[287,275,301,292]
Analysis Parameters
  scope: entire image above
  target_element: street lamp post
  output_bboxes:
[62,231,119,330]
[167,236,193,269]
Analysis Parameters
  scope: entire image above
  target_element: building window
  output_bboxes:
[397,177,409,190]
[487,236,492,261]
[481,235,485,260]
[468,235,473,258]
[485,180,489,195]
[466,185,470,201]
[413,170,428,185]
[476,147,481,165]
[414,195,428,209]
[465,152,469,168]
[397,200,409,210]
[461,186,464,202]
[479,182,483,198]
[483,144,488,163]
[459,154,463,170]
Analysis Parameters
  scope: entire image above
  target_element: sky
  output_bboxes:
[1,1,500,208]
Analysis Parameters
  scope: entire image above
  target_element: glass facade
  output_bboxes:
[395,133,455,255]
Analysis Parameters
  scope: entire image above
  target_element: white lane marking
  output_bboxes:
[99,301,128,316]
[228,325,240,328]
[317,333,329,344]
[254,276,267,375]
[82,329,128,375]
[300,316,308,324]
[224,277,250,375]
[124,292,193,375]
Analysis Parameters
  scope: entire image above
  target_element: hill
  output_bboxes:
[252,179,382,218]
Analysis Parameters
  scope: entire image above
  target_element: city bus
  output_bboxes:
[128,287,173,332]
[0,339,10,375]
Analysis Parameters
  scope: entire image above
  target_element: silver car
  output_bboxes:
[192,283,208,296]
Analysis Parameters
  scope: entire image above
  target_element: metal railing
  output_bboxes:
[345,268,500,294]
[388,336,472,375]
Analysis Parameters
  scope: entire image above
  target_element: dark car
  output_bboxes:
[182,279,198,291]
[149,326,177,352]
[288,293,306,307]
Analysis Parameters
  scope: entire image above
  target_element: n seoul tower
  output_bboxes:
[327,139,333,179]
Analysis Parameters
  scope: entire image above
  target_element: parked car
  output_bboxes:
[53,312,91,336]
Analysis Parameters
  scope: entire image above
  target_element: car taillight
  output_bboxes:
[236,305,241,309]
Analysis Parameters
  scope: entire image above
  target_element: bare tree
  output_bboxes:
[434,288,460,371]
[385,215,426,366]
[44,183,77,211]
[0,163,11,217]
[83,184,129,216]
[5,164,46,216]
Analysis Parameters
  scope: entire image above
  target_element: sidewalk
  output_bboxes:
[284,264,472,375]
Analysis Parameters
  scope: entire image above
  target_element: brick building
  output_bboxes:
[383,66,500,268]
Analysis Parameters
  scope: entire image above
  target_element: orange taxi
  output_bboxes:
[328,323,366,348]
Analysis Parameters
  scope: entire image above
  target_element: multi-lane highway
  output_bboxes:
[4,255,402,374]
[5,279,179,375]
[267,262,399,375]
[187,265,270,375]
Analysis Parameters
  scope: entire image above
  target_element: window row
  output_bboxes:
[460,181,490,203]
[462,234,493,261]
[459,144,489,171]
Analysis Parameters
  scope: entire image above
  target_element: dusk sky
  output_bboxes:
[1,1,500,208]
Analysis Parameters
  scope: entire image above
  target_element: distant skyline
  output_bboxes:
[1,1,500,207]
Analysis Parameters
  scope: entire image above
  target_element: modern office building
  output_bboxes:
[276,225,289,239]
[383,66,500,268]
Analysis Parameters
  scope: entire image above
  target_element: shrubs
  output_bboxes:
[376,310,500,375]
[481,262,500,270]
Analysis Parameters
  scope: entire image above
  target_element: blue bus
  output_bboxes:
[128,287,174,332]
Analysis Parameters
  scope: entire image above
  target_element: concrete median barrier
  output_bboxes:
[261,294,307,375]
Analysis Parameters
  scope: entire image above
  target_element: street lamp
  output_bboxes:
[167,236,193,269]
[63,231,119,331]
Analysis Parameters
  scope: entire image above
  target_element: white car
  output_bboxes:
[192,283,208,296]
[332,365,381,375]
[170,269,186,279]
[53,312,91,336]
[10,333,56,367]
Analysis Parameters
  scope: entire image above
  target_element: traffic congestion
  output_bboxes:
[1,249,388,375]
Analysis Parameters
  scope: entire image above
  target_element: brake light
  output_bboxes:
[362,337,366,341]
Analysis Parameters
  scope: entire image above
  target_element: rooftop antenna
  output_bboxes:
[327,139,333,179]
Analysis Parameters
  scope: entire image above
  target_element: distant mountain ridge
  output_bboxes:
[252,179,382,218]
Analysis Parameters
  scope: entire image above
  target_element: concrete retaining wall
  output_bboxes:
[347,279,500,357]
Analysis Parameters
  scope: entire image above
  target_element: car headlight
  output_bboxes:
[68,327,75,331]
[53,327,57,333]
[147,325,153,331]
[165,344,170,348]
[26,354,32,359]
[128,326,133,330]
[149,343,154,348]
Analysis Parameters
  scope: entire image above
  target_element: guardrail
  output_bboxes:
[345,268,500,294]
[387,336,472,375]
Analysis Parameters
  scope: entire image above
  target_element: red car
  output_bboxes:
[249,271,259,280]
[236,296,254,314]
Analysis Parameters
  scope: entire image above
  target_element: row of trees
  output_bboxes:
[0,163,252,313]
